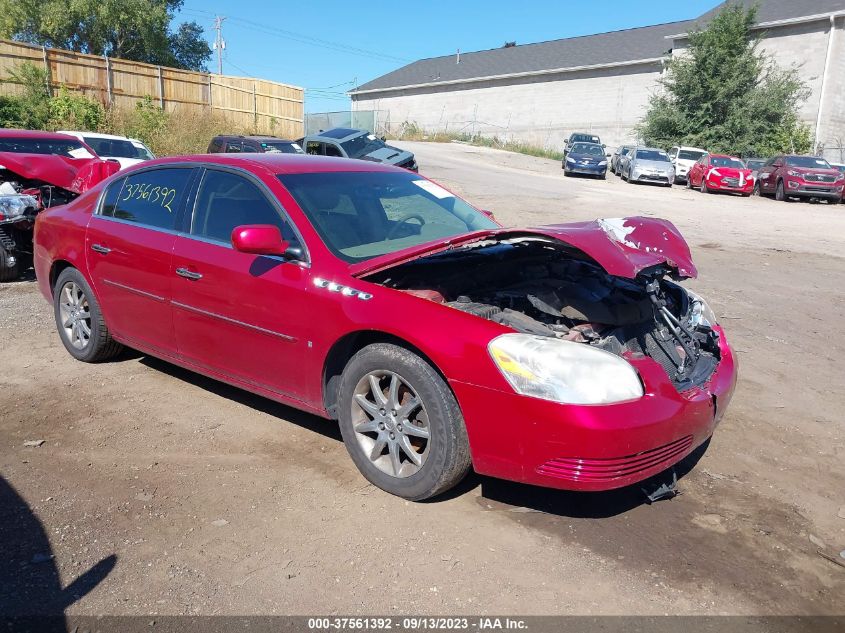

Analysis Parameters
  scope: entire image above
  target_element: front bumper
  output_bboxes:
[451,326,737,491]
[784,179,843,200]
[633,171,672,185]
[707,177,754,194]
[565,162,606,175]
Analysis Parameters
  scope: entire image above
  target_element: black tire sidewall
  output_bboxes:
[0,243,21,282]
[53,268,108,362]
[337,343,469,500]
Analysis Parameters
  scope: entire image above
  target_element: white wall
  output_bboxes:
[352,63,664,151]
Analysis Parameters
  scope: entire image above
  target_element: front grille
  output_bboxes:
[722,177,740,186]
[804,174,835,183]
[537,435,694,483]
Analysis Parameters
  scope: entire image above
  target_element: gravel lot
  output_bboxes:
[1,141,843,616]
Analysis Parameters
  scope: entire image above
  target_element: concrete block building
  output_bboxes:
[350,0,845,158]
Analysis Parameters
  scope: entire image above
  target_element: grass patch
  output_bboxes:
[388,121,565,161]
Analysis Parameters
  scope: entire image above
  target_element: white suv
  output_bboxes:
[668,146,708,184]
[58,131,155,170]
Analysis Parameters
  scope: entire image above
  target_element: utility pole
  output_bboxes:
[212,16,226,75]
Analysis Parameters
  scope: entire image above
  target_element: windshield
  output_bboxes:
[710,156,745,168]
[0,137,94,158]
[570,134,599,144]
[570,143,604,156]
[84,137,150,159]
[678,150,706,161]
[636,150,670,162]
[786,156,832,169]
[340,133,386,159]
[835,165,845,174]
[278,171,498,263]
[261,141,304,154]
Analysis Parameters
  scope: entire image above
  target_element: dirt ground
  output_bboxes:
[1,141,843,616]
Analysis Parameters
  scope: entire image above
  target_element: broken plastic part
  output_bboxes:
[642,470,679,503]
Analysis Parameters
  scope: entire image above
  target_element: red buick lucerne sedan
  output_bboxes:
[686,154,754,196]
[34,154,737,500]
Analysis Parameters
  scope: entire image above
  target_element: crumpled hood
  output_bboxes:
[353,216,697,280]
[0,152,119,194]
[362,146,414,165]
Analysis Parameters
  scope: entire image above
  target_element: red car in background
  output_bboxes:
[0,129,118,280]
[757,154,844,203]
[34,154,737,500]
[687,154,754,196]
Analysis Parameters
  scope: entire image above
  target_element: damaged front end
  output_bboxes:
[0,153,118,280]
[365,217,721,393]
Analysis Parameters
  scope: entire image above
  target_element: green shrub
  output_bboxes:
[48,88,105,131]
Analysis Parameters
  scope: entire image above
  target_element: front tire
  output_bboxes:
[337,343,471,500]
[53,268,123,362]
[776,180,789,202]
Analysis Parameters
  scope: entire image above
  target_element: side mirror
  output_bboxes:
[231,225,289,256]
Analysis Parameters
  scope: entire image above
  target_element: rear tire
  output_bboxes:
[0,243,21,282]
[337,343,471,500]
[53,268,123,362]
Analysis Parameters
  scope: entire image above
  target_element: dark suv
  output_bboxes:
[757,155,844,203]
[207,135,304,155]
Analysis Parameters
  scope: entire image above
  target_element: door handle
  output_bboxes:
[91,244,111,254]
[175,267,203,281]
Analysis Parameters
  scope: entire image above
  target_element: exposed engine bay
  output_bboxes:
[368,239,721,391]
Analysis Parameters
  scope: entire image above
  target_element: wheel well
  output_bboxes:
[49,260,74,296]
[322,331,448,420]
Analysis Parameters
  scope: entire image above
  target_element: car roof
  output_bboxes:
[213,135,297,142]
[0,129,82,140]
[676,146,707,151]
[133,153,403,175]
[635,147,666,152]
[313,128,363,140]
[58,131,134,141]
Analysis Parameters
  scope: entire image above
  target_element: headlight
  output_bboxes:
[0,194,38,221]
[686,288,717,327]
[598,160,607,166]
[786,170,802,177]
[488,334,644,405]
[566,157,575,163]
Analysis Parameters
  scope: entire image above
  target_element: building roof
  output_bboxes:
[353,20,690,94]
[694,0,845,27]
[352,0,845,95]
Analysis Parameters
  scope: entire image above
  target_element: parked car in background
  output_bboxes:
[757,155,844,203]
[668,146,708,184]
[208,135,304,155]
[610,145,633,175]
[0,129,118,281]
[562,142,608,178]
[299,128,417,171]
[34,153,735,500]
[687,154,754,196]
[563,132,602,157]
[59,131,154,170]
[830,162,845,202]
[622,147,675,186]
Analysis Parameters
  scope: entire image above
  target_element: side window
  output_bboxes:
[191,170,297,245]
[225,142,243,153]
[243,142,261,153]
[324,143,343,157]
[305,141,323,155]
[208,138,223,153]
[104,168,192,230]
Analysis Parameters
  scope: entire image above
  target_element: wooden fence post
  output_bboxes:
[41,46,53,96]
[253,81,258,130]
[104,55,113,105]
[157,66,165,108]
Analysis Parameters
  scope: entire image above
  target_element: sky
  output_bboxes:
[178,0,723,114]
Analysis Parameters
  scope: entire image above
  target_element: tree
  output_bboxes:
[637,4,812,156]
[0,0,211,71]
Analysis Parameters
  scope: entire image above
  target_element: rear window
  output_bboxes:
[101,167,193,230]
[0,137,94,158]
[261,141,304,154]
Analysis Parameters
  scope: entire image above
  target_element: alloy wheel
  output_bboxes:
[59,281,92,350]
[351,370,430,478]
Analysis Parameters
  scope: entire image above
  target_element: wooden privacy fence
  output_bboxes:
[0,39,304,137]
